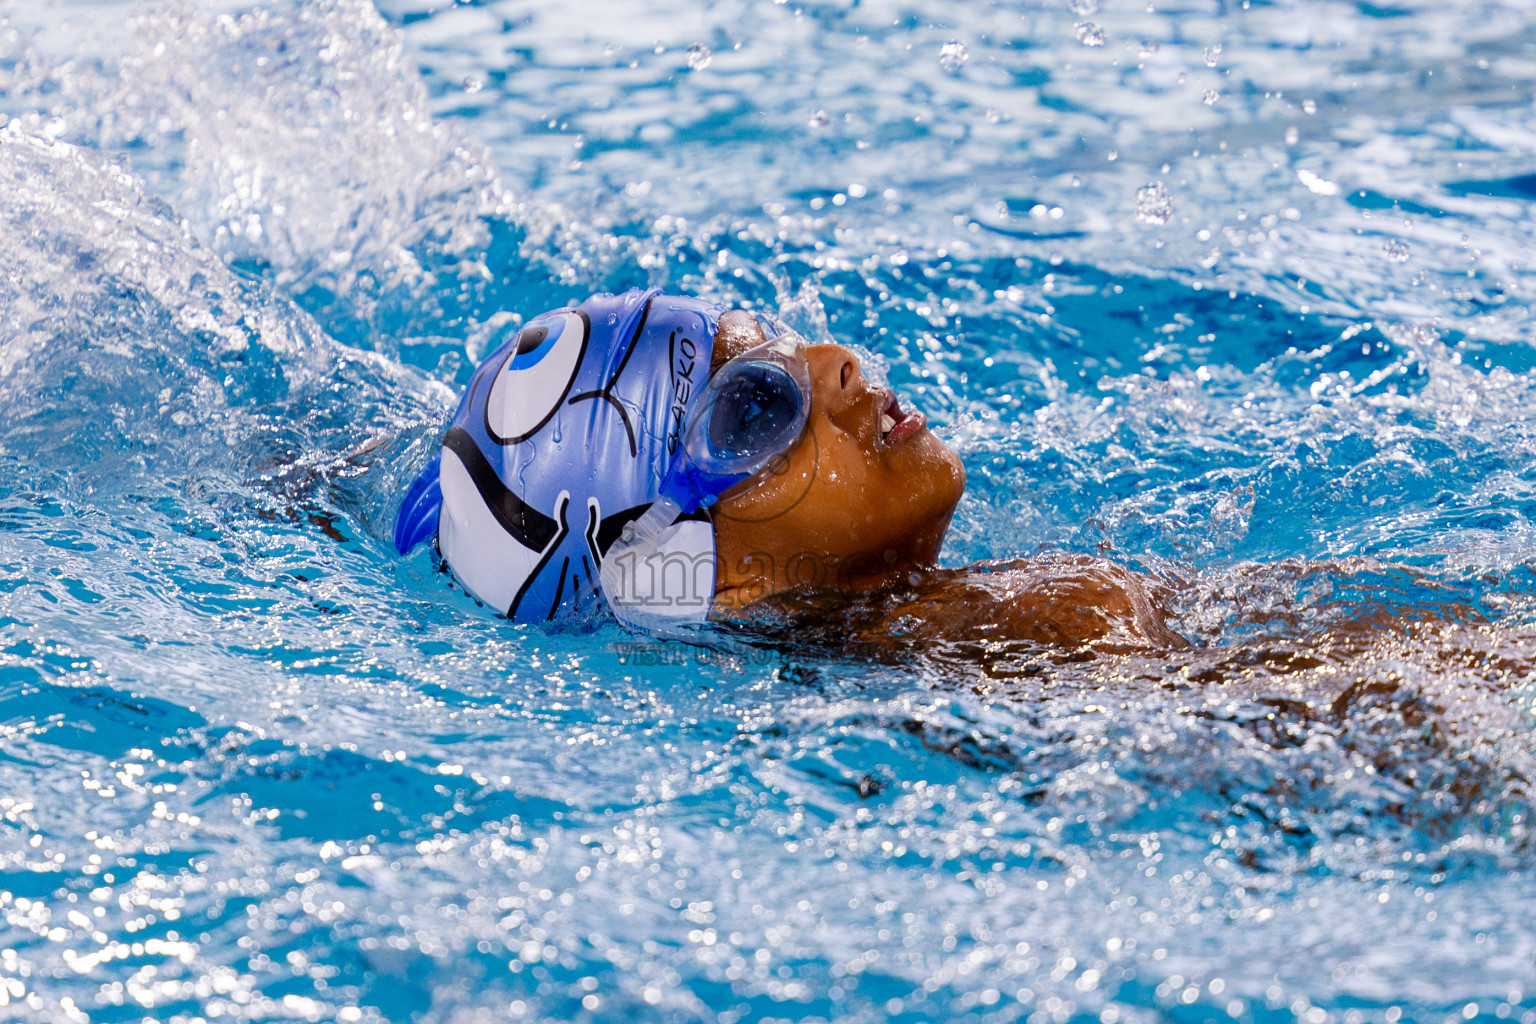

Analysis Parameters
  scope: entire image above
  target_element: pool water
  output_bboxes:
[4,0,1536,1021]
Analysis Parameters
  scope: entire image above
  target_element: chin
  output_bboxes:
[886,432,965,563]
[917,430,967,510]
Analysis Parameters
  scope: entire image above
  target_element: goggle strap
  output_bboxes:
[599,496,694,632]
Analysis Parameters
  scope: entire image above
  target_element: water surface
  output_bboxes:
[3,1,1536,1022]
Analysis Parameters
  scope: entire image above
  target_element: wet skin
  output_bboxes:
[707,311,1184,650]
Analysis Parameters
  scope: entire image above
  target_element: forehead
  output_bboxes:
[710,309,769,372]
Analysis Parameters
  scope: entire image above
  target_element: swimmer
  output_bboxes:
[394,288,1184,650]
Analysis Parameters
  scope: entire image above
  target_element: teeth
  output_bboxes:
[880,413,896,436]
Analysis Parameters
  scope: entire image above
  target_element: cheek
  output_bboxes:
[711,433,822,525]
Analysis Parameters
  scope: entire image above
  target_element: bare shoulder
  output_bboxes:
[878,554,1188,651]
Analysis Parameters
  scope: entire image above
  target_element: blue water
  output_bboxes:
[4,0,1536,1021]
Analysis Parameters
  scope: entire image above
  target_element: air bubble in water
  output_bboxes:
[1204,43,1222,66]
[461,75,484,94]
[939,40,969,72]
[809,109,830,129]
[1302,98,1317,114]
[1140,40,1160,56]
[1070,0,1100,14]
[1203,90,1219,105]
[1136,181,1173,225]
[1384,240,1411,263]
[686,43,712,71]
[1075,22,1105,46]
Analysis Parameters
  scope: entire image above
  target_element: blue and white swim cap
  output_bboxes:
[395,287,749,625]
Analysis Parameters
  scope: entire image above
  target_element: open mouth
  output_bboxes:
[877,392,926,446]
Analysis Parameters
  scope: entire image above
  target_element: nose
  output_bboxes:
[806,344,864,410]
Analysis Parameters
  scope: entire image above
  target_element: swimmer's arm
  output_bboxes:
[878,554,1188,651]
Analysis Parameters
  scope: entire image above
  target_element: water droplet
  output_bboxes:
[939,40,969,72]
[1136,182,1173,225]
[809,109,830,129]
[1203,43,1222,67]
[1075,22,1105,47]
[1297,169,1338,196]
[1302,98,1317,114]
[461,75,484,94]
[1203,89,1219,105]
[1139,40,1160,56]
[1070,0,1100,14]
[686,43,712,71]
[1384,240,1411,263]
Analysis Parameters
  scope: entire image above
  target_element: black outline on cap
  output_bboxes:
[505,491,569,620]
[565,296,654,459]
[485,310,592,446]
[443,427,560,549]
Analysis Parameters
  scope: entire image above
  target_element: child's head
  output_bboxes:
[395,290,965,626]
[705,310,965,610]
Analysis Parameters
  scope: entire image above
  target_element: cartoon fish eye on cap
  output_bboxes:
[393,287,810,633]
[484,309,590,444]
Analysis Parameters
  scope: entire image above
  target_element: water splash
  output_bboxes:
[938,39,969,73]
[0,121,447,514]
[1,0,516,357]
[1135,181,1173,224]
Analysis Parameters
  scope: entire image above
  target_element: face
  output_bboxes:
[709,313,966,609]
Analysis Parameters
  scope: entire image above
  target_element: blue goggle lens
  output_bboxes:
[660,328,811,513]
[708,362,803,459]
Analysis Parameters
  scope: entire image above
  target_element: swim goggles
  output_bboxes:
[600,331,810,628]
